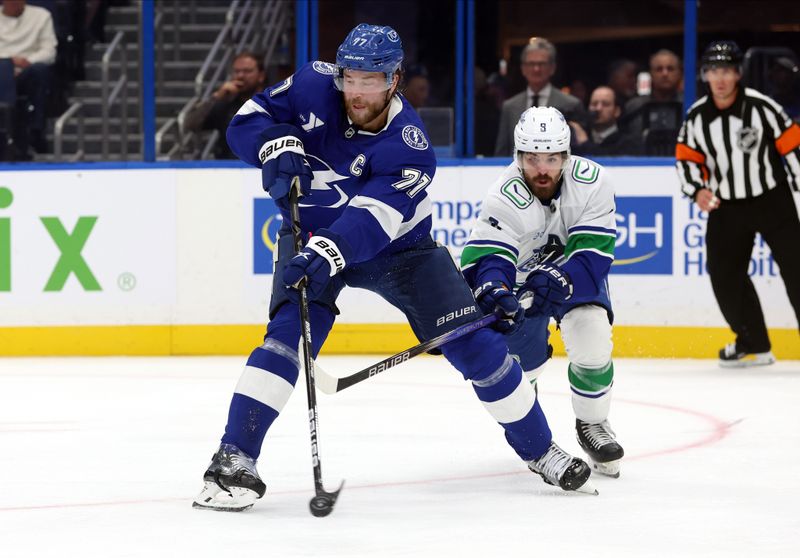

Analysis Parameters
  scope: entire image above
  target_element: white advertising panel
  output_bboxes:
[1,165,797,330]
[0,170,177,326]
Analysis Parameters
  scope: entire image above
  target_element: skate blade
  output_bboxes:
[192,482,258,512]
[575,478,599,495]
[591,459,621,478]
[719,356,775,368]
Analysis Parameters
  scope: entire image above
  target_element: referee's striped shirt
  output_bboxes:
[675,87,800,200]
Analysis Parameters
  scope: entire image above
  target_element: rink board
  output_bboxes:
[0,164,797,357]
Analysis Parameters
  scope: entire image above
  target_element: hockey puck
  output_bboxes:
[309,495,333,517]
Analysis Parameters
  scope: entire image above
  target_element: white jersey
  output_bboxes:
[462,156,616,291]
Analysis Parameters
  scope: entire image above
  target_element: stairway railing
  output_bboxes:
[158,0,290,159]
[54,102,85,162]
[101,31,129,160]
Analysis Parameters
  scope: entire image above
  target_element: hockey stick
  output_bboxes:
[288,179,344,518]
[314,249,557,395]
[314,312,499,395]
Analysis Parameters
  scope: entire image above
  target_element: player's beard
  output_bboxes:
[527,172,560,201]
[344,90,392,128]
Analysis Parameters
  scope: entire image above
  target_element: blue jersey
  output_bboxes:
[227,61,437,265]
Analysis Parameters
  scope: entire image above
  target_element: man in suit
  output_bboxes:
[571,86,641,156]
[494,37,586,156]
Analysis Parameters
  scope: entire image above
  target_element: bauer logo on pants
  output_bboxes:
[253,198,283,274]
[612,196,672,275]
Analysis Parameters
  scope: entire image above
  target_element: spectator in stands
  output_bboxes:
[86,0,108,44]
[570,86,641,156]
[0,0,57,159]
[624,49,683,137]
[183,51,267,159]
[566,78,589,108]
[494,37,586,156]
[607,58,638,108]
[402,65,430,109]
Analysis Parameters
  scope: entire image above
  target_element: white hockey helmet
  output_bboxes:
[514,107,571,179]
[514,106,571,156]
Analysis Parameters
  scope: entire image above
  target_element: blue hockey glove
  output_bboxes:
[474,280,525,334]
[259,123,313,211]
[518,263,573,317]
[283,230,352,303]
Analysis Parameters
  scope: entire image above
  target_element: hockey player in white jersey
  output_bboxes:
[462,106,625,477]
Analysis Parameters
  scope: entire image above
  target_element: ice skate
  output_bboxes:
[192,443,266,512]
[718,343,775,368]
[528,441,597,494]
[576,419,624,478]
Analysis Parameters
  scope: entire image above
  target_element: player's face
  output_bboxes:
[705,66,740,101]
[342,69,398,130]
[519,152,567,200]
[342,70,399,132]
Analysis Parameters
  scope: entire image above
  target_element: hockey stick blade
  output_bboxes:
[315,313,499,395]
[309,479,345,517]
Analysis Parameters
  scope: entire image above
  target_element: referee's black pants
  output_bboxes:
[706,184,800,353]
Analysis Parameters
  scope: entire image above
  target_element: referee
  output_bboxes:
[676,40,800,367]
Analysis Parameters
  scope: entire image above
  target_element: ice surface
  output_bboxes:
[0,355,798,557]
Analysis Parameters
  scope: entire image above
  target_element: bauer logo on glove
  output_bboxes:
[282,230,353,303]
[519,263,574,317]
[259,137,305,164]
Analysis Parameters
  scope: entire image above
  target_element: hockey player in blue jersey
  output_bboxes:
[193,24,596,512]
[462,106,625,478]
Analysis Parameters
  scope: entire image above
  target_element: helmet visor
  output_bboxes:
[334,67,393,93]
[517,151,569,174]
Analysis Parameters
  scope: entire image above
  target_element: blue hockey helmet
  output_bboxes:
[334,23,404,91]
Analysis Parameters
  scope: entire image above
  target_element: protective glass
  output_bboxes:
[334,68,393,93]
[517,151,568,173]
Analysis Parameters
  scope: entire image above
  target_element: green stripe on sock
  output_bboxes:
[568,361,614,393]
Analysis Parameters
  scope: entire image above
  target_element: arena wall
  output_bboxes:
[0,163,797,358]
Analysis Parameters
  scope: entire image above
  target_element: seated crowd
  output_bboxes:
[1,5,798,161]
[491,38,689,157]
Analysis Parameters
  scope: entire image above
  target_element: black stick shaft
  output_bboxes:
[322,312,498,393]
[288,183,327,495]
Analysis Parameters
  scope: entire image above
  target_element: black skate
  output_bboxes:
[576,419,624,478]
[193,443,266,511]
[528,441,597,494]
[718,342,775,368]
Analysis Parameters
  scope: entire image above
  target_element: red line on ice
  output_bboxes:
[0,394,734,512]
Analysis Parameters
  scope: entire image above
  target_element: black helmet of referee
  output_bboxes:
[701,41,743,72]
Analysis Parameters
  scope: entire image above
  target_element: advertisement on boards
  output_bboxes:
[0,170,177,326]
